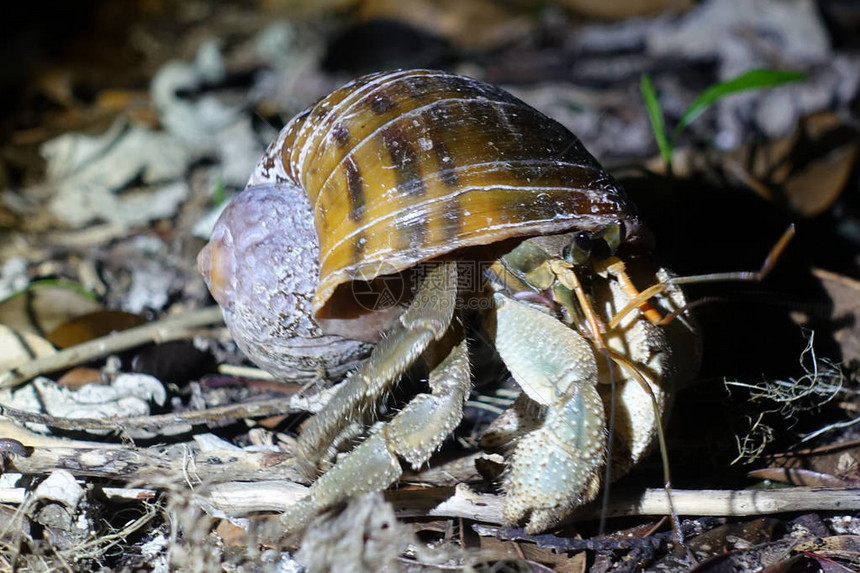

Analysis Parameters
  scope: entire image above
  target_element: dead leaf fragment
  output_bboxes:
[357,0,533,50]
[0,326,56,371]
[795,535,860,569]
[747,467,848,487]
[556,0,691,19]
[0,284,102,336]
[56,367,103,389]
[781,142,858,216]
[726,112,860,217]
[812,268,860,364]
[45,310,147,349]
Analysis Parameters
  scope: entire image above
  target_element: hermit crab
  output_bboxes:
[198,69,701,534]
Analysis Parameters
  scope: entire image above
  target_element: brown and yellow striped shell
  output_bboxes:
[252,69,643,319]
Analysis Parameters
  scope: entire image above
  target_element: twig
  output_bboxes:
[195,483,860,524]
[801,416,860,443]
[771,437,860,458]
[0,307,225,389]
[8,442,303,485]
[0,396,302,433]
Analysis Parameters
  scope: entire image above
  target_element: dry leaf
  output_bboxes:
[215,519,249,547]
[521,543,588,573]
[795,535,860,569]
[45,310,147,349]
[556,0,691,19]
[747,467,848,487]
[56,367,102,389]
[813,268,860,364]
[477,534,525,561]
[357,0,533,50]
[727,113,859,217]
[781,141,858,216]
[0,285,102,335]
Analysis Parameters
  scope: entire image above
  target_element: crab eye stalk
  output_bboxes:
[564,231,594,265]
[564,222,627,266]
[596,221,625,256]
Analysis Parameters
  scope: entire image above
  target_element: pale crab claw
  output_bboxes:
[491,295,606,533]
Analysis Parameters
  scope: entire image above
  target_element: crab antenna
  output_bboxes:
[606,224,796,329]
[598,348,617,537]
[608,282,667,329]
[609,349,685,550]
[669,224,795,286]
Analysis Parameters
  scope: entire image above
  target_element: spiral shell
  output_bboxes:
[251,69,643,319]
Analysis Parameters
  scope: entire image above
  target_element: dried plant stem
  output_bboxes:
[0,306,225,389]
[0,396,302,433]
[198,483,860,524]
[7,442,303,484]
[5,483,856,527]
[395,485,860,524]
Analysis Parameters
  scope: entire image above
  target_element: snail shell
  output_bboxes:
[198,183,373,381]
[200,69,646,379]
[252,69,644,316]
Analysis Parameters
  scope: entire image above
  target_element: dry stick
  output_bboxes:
[0,306,225,389]
[4,439,859,525]
[8,481,856,526]
[0,397,303,433]
[8,442,304,484]
[194,483,860,523]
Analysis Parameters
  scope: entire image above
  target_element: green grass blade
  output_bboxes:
[0,279,98,305]
[212,175,226,207]
[640,74,673,166]
[675,69,806,136]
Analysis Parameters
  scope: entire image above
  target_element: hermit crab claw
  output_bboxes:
[490,295,607,532]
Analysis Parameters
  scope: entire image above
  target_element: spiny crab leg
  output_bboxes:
[281,336,470,536]
[294,261,459,480]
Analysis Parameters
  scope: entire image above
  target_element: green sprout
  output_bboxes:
[640,69,807,172]
[212,175,226,207]
[0,278,98,305]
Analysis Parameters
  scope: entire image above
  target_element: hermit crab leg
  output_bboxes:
[295,261,459,480]
[491,294,606,534]
[281,336,470,535]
